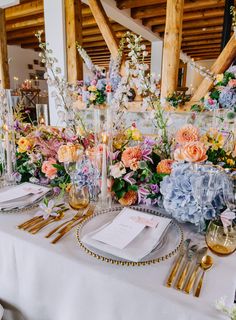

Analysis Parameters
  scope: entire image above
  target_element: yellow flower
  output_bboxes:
[200,129,224,151]
[131,128,142,141]
[17,137,32,153]
[89,93,96,101]
[226,159,235,166]
[88,85,97,92]
[216,73,224,83]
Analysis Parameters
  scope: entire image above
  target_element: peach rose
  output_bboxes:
[175,125,200,145]
[118,190,138,206]
[233,143,236,158]
[156,159,174,174]
[174,141,208,163]
[42,158,58,179]
[58,143,83,163]
[121,146,142,168]
[228,79,236,87]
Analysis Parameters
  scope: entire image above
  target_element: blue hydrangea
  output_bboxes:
[219,87,236,110]
[160,163,225,230]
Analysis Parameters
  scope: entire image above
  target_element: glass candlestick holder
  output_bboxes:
[93,106,113,209]
[36,104,49,126]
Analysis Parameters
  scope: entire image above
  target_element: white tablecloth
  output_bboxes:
[0,208,235,320]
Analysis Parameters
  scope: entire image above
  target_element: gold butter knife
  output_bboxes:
[176,244,198,290]
[18,216,43,229]
[184,247,208,294]
[166,239,191,288]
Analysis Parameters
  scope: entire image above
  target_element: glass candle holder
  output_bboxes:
[206,219,236,256]
[0,89,16,184]
[36,104,49,126]
[93,106,113,209]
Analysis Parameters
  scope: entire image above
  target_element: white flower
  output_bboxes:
[35,200,60,220]
[110,162,126,178]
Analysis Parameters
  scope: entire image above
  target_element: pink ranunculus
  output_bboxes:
[42,158,58,179]
[228,79,236,87]
[175,124,200,145]
[174,141,208,163]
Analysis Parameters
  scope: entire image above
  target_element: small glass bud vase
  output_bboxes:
[68,183,90,210]
[206,219,236,256]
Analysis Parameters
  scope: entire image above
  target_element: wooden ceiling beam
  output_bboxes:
[87,0,120,60]
[6,15,44,31]
[182,39,221,46]
[143,9,224,27]
[131,0,225,19]
[7,26,44,40]
[183,35,221,42]
[117,0,166,10]
[182,26,223,36]
[5,0,43,21]
[191,35,236,101]
[82,24,126,36]
[152,18,224,33]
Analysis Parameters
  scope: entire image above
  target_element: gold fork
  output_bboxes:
[28,211,66,234]
[45,210,85,238]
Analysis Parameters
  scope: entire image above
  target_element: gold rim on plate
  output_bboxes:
[76,206,184,267]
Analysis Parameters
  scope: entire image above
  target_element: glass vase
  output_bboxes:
[0,89,16,185]
[93,106,113,209]
[68,183,90,210]
[206,219,236,256]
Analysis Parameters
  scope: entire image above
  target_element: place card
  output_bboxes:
[92,208,162,250]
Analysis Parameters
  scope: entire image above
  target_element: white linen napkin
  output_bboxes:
[0,183,50,210]
[82,210,171,262]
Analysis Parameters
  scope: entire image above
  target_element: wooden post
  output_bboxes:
[65,0,83,83]
[87,0,119,60]
[0,9,10,89]
[161,0,184,99]
[191,34,236,102]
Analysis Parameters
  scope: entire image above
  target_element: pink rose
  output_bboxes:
[121,146,142,168]
[228,79,236,87]
[174,141,208,163]
[42,158,58,179]
[175,125,200,145]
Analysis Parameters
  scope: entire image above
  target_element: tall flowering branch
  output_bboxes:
[35,31,87,133]
[180,52,216,81]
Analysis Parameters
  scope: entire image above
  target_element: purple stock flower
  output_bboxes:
[138,186,150,204]
[150,184,159,193]
[143,137,156,147]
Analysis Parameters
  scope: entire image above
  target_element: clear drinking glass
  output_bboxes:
[206,219,236,255]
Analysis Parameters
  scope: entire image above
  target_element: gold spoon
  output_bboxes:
[194,255,213,297]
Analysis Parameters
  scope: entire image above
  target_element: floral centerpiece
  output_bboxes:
[111,125,174,206]
[160,124,235,230]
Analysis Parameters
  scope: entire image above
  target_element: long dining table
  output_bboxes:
[0,206,235,320]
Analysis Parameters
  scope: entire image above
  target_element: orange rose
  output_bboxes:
[176,124,200,145]
[42,158,58,179]
[58,143,83,163]
[174,141,208,163]
[118,190,138,206]
[121,146,142,168]
[156,159,174,174]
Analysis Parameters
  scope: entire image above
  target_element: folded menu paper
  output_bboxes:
[82,208,172,262]
[0,183,50,210]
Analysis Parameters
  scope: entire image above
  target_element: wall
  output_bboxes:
[186,59,215,94]
[7,45,47,91]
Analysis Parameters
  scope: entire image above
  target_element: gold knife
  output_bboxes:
[51,205,95,244]
[45,210,85,238]
[18,216,43,229]
[166,239,191,288]
[176,244,198,290]
[184,247,208,294]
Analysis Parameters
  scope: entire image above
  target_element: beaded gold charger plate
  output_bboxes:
[76,206,184,267]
